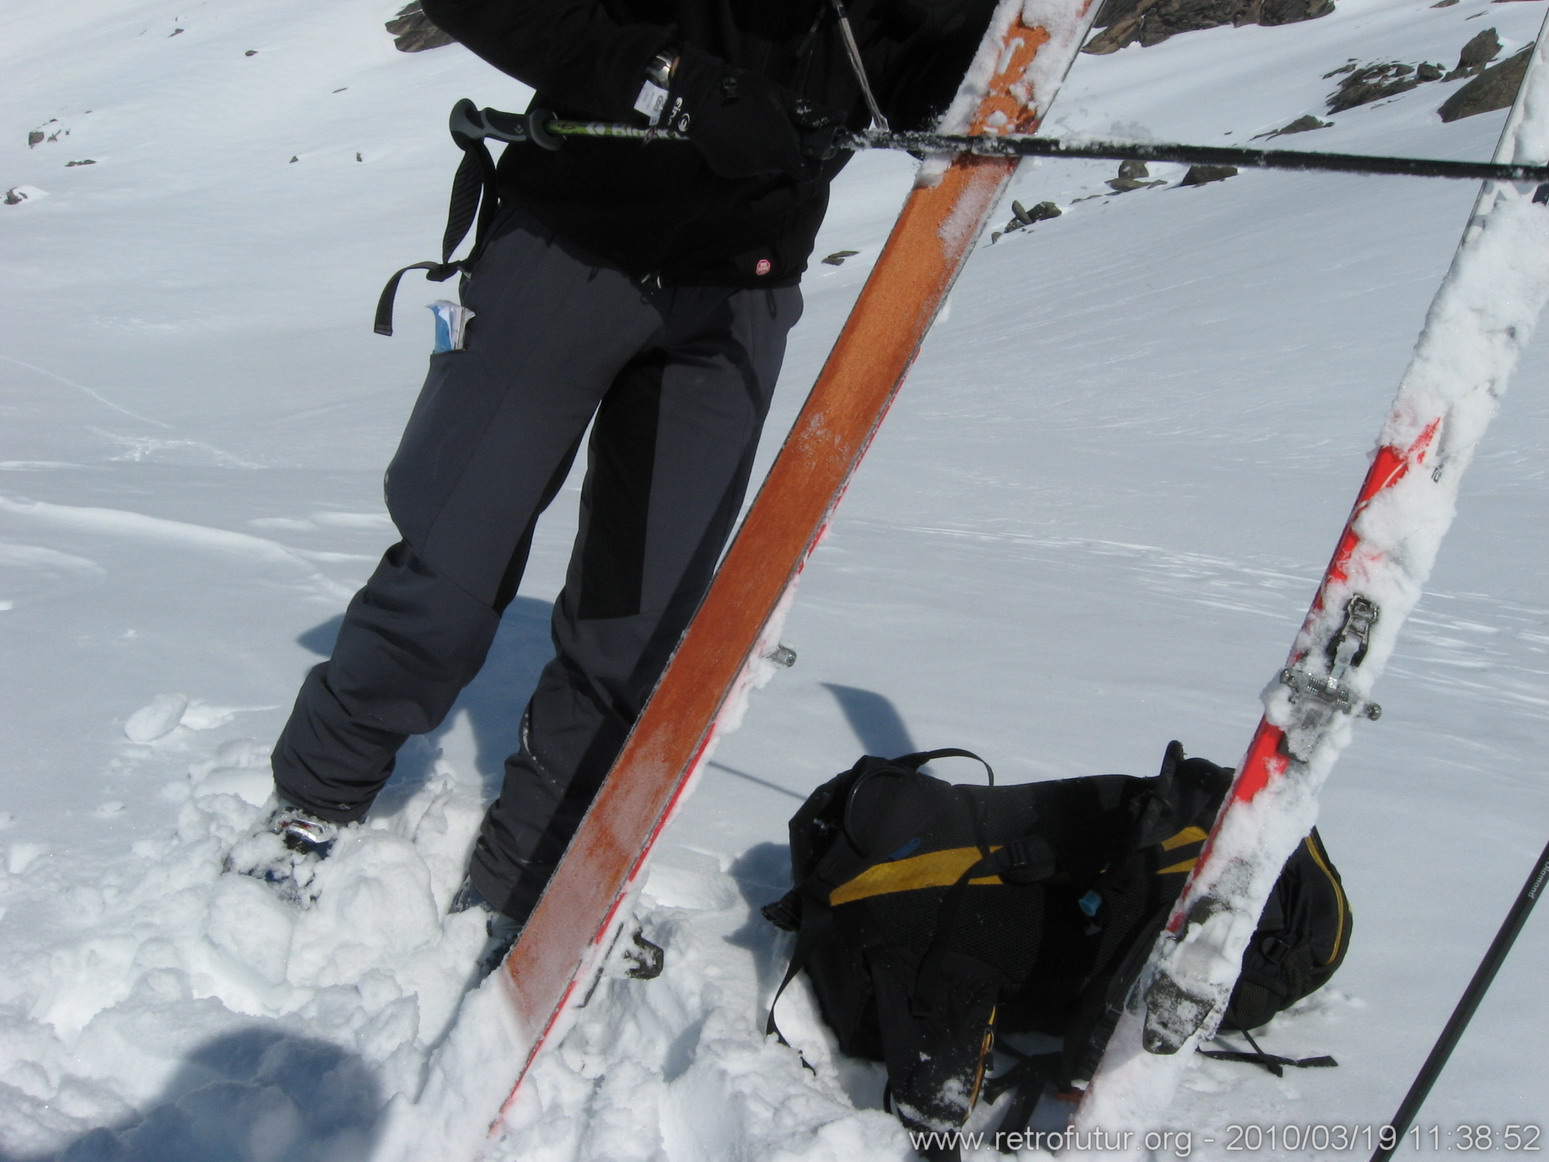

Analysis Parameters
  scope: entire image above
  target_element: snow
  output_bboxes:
[2,1,1547,1161]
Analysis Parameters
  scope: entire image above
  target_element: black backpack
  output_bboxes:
[763,742,1352,1144]
[1222,826,1351,1032]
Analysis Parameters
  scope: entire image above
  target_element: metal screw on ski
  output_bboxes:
[766,643,799,669]
[1061,12,1549,1158]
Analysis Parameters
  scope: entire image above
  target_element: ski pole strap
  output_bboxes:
[373,101,506,337]
[827,0,889,131]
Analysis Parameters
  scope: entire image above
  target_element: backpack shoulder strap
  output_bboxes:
[890,748,996,785]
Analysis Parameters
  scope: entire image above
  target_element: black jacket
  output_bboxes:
[420,0,995,285]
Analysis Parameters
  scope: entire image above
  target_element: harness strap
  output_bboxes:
[373,261,459,338]
[978,1043,1064,1145]
[909,781,1001,1012]
[763,912,825,1067]
[764,947,805,1045]
[1201,1026,1337,1076]
[373,110,504,337]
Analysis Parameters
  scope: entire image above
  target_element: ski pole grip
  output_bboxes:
[448,98,538,147]
[525,108,563,150]
[448,97,490,144]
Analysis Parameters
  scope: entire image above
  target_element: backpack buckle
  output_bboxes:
[994,836,1057,884]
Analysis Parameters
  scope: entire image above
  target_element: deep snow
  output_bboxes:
[1,1,1546,1160]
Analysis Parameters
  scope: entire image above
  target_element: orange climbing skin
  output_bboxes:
[486,0,1100,1138]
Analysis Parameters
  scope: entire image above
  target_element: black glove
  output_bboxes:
[665,45,838,180]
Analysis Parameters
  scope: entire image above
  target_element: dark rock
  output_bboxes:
[28,120,63,147]
[1107,161,1155,191]
[1259,113,1332,138]
[1012,200,1062,225]
[992,200,1062,241]
[66,159,97,167]
[1256,0,1334,26]
[1085,0,1331,55]
[386,3,454,52]
[1180,164,1238,185]
[822,250,860,266]
[1328,62,1413,111]
[1445,28,1502,81]
[1107,174,1166,192]
[1439,43,1532,122]
[1327,61,1443,113]
[1086,0,1243,53]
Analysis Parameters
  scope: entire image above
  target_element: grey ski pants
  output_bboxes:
[271,211,801,920]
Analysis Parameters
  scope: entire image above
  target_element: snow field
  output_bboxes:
[1,0,1546,1158]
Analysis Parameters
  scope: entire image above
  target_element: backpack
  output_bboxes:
[762,742,1352,1144]
[1221,827,1352,1032]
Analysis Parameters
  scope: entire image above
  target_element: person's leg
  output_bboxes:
[272,542,507,821]
[467,283,803,921]
[271,218,665,822]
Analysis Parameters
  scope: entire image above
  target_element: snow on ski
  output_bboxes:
[1061,15,1549,1158]
[378,2,1103,1157]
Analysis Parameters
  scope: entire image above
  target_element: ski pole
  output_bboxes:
[1370,835,1549,1162]
[874,131,1549,184]
[449,99,1549,185]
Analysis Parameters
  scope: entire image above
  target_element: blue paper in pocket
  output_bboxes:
[428,299,475,353]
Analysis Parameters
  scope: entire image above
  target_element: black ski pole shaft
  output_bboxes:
[1370,836,1549,1162]
[449,100,1549,185]
[857,129,1549,185]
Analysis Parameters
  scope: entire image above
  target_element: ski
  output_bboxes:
[1062,17,1549,1158]
[436,0,1104,1151]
